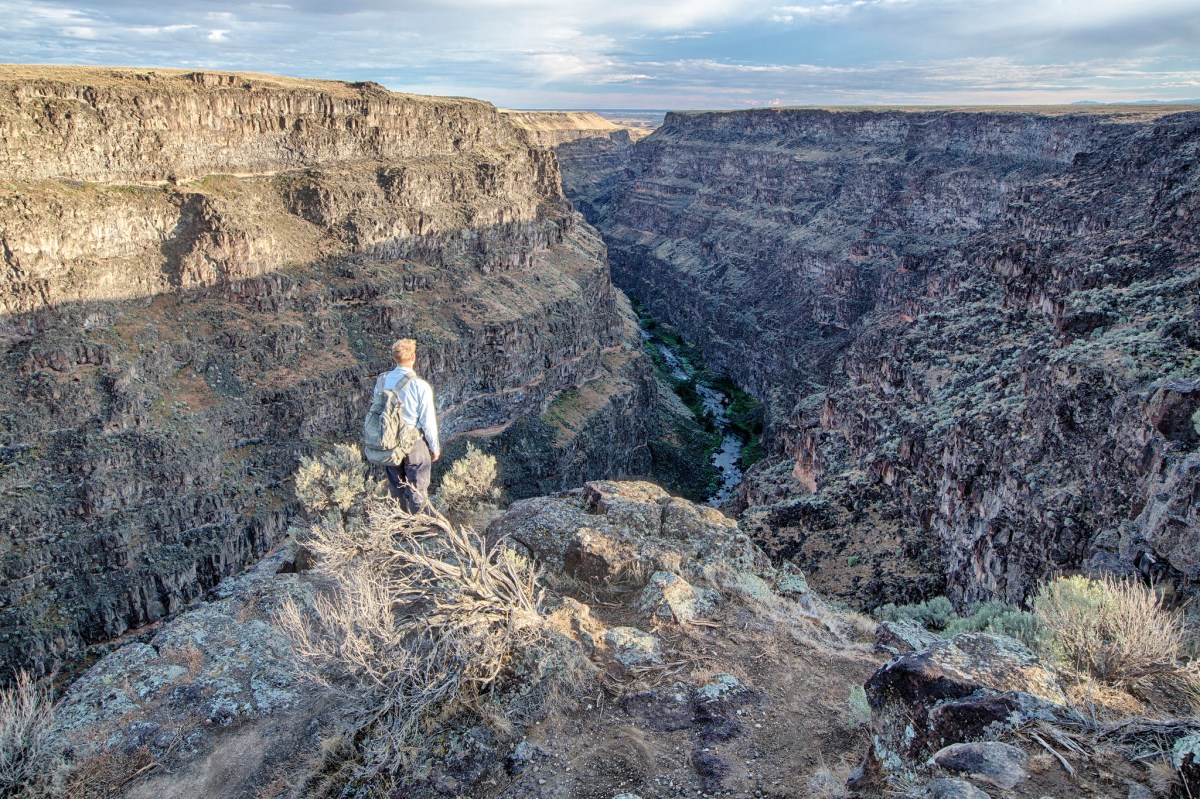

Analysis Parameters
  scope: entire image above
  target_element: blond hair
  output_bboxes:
[390,338,416,366]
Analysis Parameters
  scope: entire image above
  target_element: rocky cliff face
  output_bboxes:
[504,110,640,222]
[579,106,1200,607]
[0,67,671,676]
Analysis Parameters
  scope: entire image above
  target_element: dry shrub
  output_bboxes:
[294,444,373,524]
[804,757,858,799]
[60,746,155,799]
[434,443,502,518]
[0,671,59,798]
[276,501,545,771]
[1034,575,1199,700]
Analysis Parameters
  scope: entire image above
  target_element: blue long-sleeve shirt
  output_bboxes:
[373,366,440,456]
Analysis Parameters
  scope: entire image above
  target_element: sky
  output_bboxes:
[2,0,1199,109]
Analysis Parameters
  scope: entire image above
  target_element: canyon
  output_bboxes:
[1,67,1198,799]
[0,68,704,677]
[560,105,1200,608]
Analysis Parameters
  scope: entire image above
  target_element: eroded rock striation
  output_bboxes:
[504,110,642,222]
[0,67,684,676]
[575,106,1200,606]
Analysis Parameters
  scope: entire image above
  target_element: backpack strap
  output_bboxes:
[376,372,414,396]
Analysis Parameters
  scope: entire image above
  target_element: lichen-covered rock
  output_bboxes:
[1173,733,1200,796]
[636,571,720,622]
[489,480,759,590]
[45,546,333,796]
[603,627,662,669]
[855,632,1065,790]
[925,777,991,799]
[875,619,944,657]
[932,741,1029,790]
[583,480,671,538]
[565,527,638,584]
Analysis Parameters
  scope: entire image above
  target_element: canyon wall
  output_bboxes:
[579,106,1200,606]
[504,110,640,221]
[0,67,673,675]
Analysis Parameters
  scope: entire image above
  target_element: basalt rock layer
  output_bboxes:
[580,106,1200,606]
[0,67,672,676]
[504,110,641,222]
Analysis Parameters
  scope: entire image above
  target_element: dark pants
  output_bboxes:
[385,437,433,514]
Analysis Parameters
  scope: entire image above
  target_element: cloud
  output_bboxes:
[60,25,98,39]
[0,0,1196,107]
[132,24,198,36]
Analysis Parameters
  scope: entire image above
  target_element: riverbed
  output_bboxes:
[647,333,745,507]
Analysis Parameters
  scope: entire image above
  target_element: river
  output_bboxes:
[646,333,745,507]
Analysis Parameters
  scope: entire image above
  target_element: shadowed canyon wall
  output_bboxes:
[569,106,1200,607]
[0,68,681,675]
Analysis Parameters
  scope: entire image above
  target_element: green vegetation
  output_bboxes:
[943,601,1048,650]
[1034,575,1197,693]
[875,576,1200,704]
[631,296,766,471]
[434,443,503,519]
[875,595,957,632]
[294,443,378,527]
[847,685,871,726]
[875,594,1045,650]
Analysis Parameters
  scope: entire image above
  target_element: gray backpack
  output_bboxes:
[363,374,422,465]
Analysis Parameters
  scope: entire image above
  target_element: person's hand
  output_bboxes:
[431,450,441,462]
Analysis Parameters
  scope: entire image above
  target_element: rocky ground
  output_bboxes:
[30,479,1199,798]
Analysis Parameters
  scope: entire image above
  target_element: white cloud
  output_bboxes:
[132,24,197,36]
[0,0,1197,107]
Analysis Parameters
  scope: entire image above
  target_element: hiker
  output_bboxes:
[371,338,440,513]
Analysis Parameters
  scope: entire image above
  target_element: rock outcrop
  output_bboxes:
[574,105,1200,607]
[0,67,683,676]
[47,480,877,798]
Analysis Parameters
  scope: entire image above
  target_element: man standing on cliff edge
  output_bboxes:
[373,338,440,513]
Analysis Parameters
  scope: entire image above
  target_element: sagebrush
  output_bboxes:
[276,501,545,771]
[1034,575,1199,698]
[434,443,502,517]
[0,671,59,798]
[874,595,955,630]
[294,444,374,525]
[944,600,1046,650]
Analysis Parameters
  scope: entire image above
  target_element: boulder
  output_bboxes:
[853,633,1065,789]
[636,572,720,622]
[1173,733,1200,797]
[565,527,638,584]
[875,619,943,657]
[583,480,669,538]
[932,741,1029,790]
[927,777,991,799]
[603,627,663,670]
[487,494,596,567]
